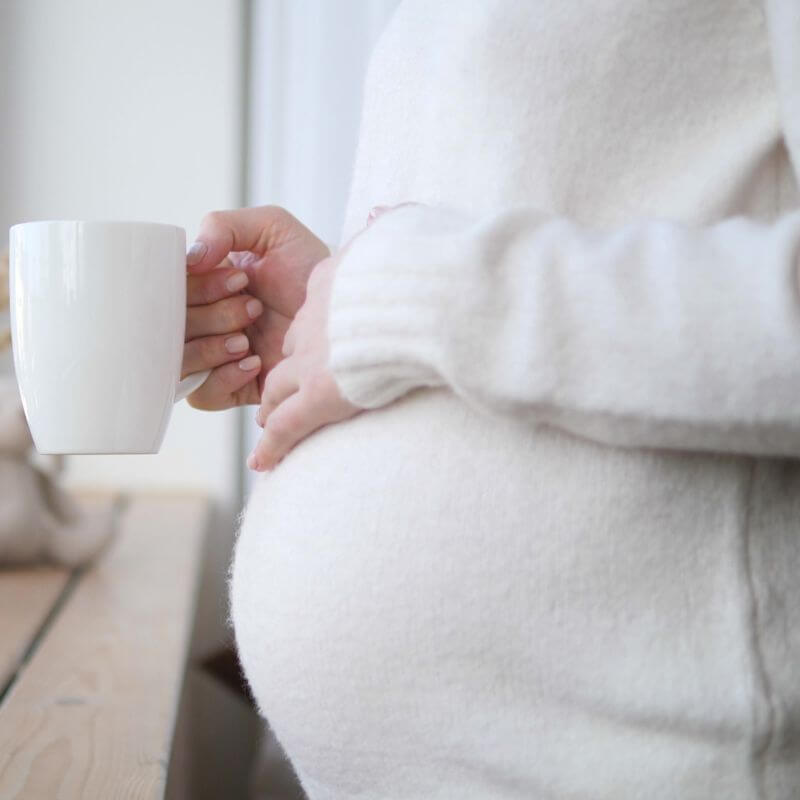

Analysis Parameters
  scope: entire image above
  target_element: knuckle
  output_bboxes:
[263,206,297,247]
[221,299,247,329]
[199,336,221,364]
[201,209,227,231]
[269,408,300,438]
[282,406,303,432]
[196,276,217,305]
[265,204,287,221]
[264,205,290,229]
[266,415,289,438]
[305,371,330,403]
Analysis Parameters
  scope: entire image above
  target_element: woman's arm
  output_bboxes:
[322,1,800,458]
[328,205,800,456]
[246,0,800,468]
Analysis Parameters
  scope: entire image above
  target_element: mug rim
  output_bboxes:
[10,219,184,235]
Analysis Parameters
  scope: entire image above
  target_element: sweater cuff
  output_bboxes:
[326,205,468,409]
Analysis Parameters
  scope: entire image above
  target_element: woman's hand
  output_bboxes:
[182,259,264,408]
[247,253,359,471]
[182,206,330,410]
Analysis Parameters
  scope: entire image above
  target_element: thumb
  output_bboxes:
[187,205,291,273]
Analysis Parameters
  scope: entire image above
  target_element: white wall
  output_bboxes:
[0,0,245,508]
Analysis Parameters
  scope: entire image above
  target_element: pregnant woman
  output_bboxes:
[183,1,800,797]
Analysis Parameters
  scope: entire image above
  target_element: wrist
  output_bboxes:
[326,205,469,408]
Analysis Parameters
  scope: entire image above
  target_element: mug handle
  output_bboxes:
[175,369,212,402]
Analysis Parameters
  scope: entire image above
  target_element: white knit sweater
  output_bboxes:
[232,2,800,798]
[329,0,800,455]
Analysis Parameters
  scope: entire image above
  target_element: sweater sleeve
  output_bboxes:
[326,0,800,458]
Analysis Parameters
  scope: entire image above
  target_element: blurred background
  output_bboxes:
[0,0,398,796]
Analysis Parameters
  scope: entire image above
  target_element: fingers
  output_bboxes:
[186,355,262,411]
[186,206,294,274]
[248,391,323,471]
[182,332,250,378]
[254,308,293,374]
[249,371,358,471]
[187,265,249,306]
[185,295,263,340]
[256,358,299,426]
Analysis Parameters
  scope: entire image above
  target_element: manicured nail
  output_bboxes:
[247,452,258,470]
[225,334,249,354]
[239,355,260,371]
[225,271,248,292]
[186,241,208,266]
[246,298,263,319]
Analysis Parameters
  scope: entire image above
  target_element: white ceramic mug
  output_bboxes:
[9,220,210,454]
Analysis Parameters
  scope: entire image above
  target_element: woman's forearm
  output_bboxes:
[328,203,800,457]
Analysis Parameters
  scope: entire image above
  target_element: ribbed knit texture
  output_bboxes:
[232,2,800,798]
[328,1,800,456]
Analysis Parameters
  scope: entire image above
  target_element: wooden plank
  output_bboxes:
[0,494,210,800]
[0,492,117,693]
[0,568,70,692]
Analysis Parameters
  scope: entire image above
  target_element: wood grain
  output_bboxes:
[0,494,210,800]
[0,492,117,692]
[0,568,70,691]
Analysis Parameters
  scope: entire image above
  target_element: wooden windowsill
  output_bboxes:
[0,492,211,800]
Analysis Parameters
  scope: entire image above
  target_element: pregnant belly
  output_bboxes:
[230,389,753,797]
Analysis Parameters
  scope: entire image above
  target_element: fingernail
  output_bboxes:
[226,271,248,292]
[246,298,263,319]
[225,334,249,354]
[255,410,264,427]
[247,452,258,470]
[239,355,261,371]
[186,241,208,266]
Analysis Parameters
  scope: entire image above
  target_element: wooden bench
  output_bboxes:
[0,493,211,799]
